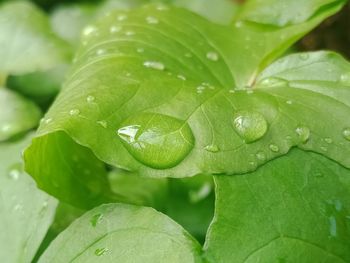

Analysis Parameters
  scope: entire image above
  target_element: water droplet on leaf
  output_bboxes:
[204,144,220,153]
[87,95,95,103]
[146,16,159,24]
[269,144,279,152]
[295,126,310,143]
[110,25,121,33]
[342,128,350,141]
[258,77,288,88]
[143,61,165,71]
[340,73,350,85]
[117,14,127,21]
[97,120,108,128]
[117,113,194,169]
[232,110,268,143]
[324,138,333,144]
[69,109,80,116]
[206,51,219,61]
[256,151,266,161]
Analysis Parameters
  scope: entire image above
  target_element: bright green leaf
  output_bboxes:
[204,149,350,263]
[0,1,70,75]
[0,133,57,263]
[39,203,203,263]
[24,3,347,206]
[0,88,42,142]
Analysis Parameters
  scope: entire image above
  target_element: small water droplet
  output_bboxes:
[83,25,97,37]
[232,110,268,143]
[269,144,279,152]
[69,109,80,116]
[8,167,20,180]
[110,25,121,33]
[125,31,135,36]
[137,47,144,53]
[117,14,127,21]
[117,113,194,169]
[258,77,288,88]
[204,144,220,153]
[96,49,106,56]
[229,89,235,93]
[185,52,192,58]
[196,85,205,94]
[90,213,103,227]
[339,73,350,85]
[177,74,186,80]
[146,16,159,24]
[286,100,293,105]
[295,126,310,143]
[324,138,333,144]
[143,61,165,71]
[87,95,95,103]
[156,4,169,11]
[97,120,108,128]
[342,128,350,141]
[320,146,328,152]
[235,21,243,28]
[299,53,309,60]
[206,51,219,61]
[45,118,53,124]
[256,151,266,161]
[95,248,109,256]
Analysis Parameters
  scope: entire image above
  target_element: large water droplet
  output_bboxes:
[206,51,219,61]
[8,164,21,180]
[117,113,194,169]
[232,110,268,143]
[95,248,109,256]
[143,61,165,71]
[295,126,310,143]
[90,213,103,227]
[258,77,289,88]
[342,128,350,141]
[204,144,220,153]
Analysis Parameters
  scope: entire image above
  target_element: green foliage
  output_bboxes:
[0,0,349,262]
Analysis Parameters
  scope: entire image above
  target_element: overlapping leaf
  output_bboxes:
[39,203,203,263]
[24,2,349,206]
[204,149,350,263]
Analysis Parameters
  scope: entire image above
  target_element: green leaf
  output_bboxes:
[0,1,70,75]
[39,203,203,263]
[236,0,346,27]
[204,149,350,263]
[24,3,347,206]
[0,88,42,142]
[8,64,69,108]
[0,133,57,263]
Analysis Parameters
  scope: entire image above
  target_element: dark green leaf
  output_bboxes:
[39,203,203,263]
[204,149,350,263]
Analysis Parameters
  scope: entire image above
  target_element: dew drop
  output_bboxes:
[339,73,350,85]
[82,25,97,37]
[232,110,268,143]
[117,113,194,169]
[177,74,186,81]
[95,248,109,256]
[45,118,53,124]
[295,126,310,143]
[137,47,144,53]
[342,128,350,141]
[146,16,159,24]
[8,166,20,180]
[324,138,333,144]
[125,31,135,36]
[286,100,293,105]
[299,53,309,60]
[69,109,80,116]
[110,25,121,33]
[235,20,243,28]
[269,144,279,152]
[96,49,106,56]
[143,61,165,71]
[97,120,108,128]
[320,146,328,152]
[117,14,127,21]
[90,213,103,227]
[206,51,219,61]
[86,95,95,103]
[204,144,220,153]
[256,151,266,161]
[258,77,289,88]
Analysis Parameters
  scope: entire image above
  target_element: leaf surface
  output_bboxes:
[39,203,203,263]
[24,3,348,206]
[0,133,57,263]
[204,149,350,263]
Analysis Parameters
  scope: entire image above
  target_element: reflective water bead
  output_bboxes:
[117,113,194,169]
[232,110,268,143]
[146,16,159,24]
[69,109,80,116]
[143,61,165,71]
[204,144,220,153]
[342,128,350,141]
[206,51,219,61]
[269,144,279,152]
[295,126,310,143]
